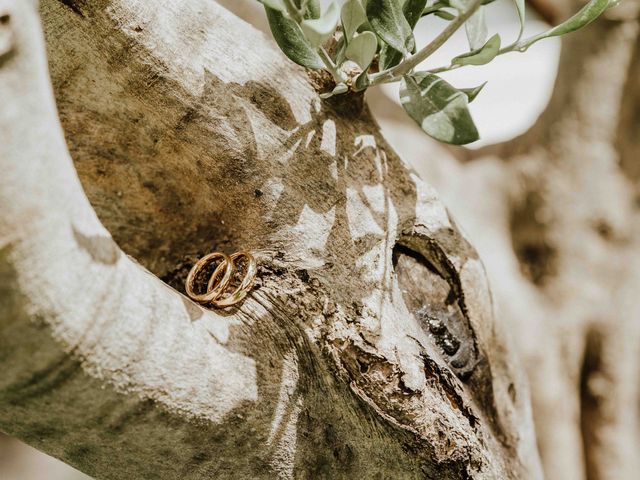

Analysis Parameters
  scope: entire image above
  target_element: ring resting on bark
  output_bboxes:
[185,250,257,307]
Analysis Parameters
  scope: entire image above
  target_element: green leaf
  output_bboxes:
[379,45,401,70]
[422,2,457,21]
[377,0,426,69]
[546,0,608,36]
[403,0,429,27]
[452,33,500,66]
[297,0,321,19]
[354,70,371,91]
[301,1,340,47]
[464,5,487,50]
[320,82,349,98]
[265,7,324,69]
[366,0,415,55]
[450,0,487,48]
[341,0,367,42]
[434,10,456,20]
[517,0,609,50]
[335,34,347,65]
[422,1,451,15]
[345,31,378,69]
[460,81,486,102]
[400,72,479,145]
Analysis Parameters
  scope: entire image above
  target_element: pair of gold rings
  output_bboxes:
[185,251,257,308]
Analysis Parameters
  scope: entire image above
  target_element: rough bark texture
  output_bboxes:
[365,2,640,479]
[0,0,542,479]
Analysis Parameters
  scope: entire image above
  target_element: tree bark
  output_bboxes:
[373,2,640,478]
[0,0,542,478]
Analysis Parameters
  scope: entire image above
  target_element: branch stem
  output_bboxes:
[318,46,346,83]
[282,0,344,83]
[369,0,484,86]
[283,0,304,22]
[421,39,531,75]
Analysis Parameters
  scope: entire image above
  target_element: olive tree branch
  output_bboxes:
[318,46,347,83]
[422,29,568,75]
[368,0,485,86]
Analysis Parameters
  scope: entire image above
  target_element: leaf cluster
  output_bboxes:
[260,0,616,145]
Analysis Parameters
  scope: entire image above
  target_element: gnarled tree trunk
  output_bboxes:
[368,1,640,478]
[2,0,639,478]
[0,0,541,478]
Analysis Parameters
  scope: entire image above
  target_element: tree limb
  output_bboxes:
[0,0,543,478]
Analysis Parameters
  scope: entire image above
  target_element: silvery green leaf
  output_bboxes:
[320,82,349,98]
[460,81,486,102]
[354,70,370,91]
[345,31,378,69]
[434,10,456,20]
[400,72,479,145]
[377,0,426,69]
[366,0,415,55]
[258,0,287,13]
[546,0,608,36]
[422,2,456,20]
[403,0,429,27]
[297,0,321,18]
[379,44,402,70]
[265,7,324,69]
[301,1,340,47]
[452,33,500,65]
[422,1,451,15]
[341,0,367,42]
[464,5,487,50]
[335,35,347,65]
[517,0,609,50]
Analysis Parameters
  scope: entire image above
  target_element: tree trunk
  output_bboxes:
[0,0,542,478]
[371,2,640,479]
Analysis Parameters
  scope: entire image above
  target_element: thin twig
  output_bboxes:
[369,0,485,86]
[422,36,539,75]
[283,0,304,22]
[318,46,346,83]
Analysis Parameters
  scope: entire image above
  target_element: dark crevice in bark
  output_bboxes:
[420,352,479,430]
[392,245,515,451]
[393,244,479,379]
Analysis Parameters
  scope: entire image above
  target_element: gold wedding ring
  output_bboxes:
[185,252,233,304]
[208,252,257,307]
[185,251,257,308]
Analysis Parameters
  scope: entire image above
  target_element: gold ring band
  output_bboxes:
[185,252,233,303]
[185,251,257,308]
[209,252,257,308]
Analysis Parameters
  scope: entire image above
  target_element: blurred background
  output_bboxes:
[0,433,89,479]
